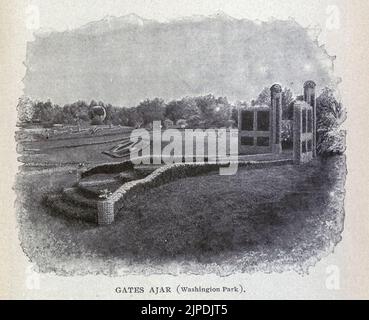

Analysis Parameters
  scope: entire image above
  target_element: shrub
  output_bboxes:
[17,96,34,123]
[281,120,293,149]
[317,129,346,156]
[316,87,347,156]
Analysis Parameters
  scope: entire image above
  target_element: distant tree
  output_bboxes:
[182,97,201,120]
[211,102,232,128]
[282,88,294,120]
[165,100,186,122]
[255,87,271,106]
[136,98,165,126]
[195,94,217,118]
[60,104,76,124]
[32,100,60,123]
[110,107,130,126]
[255,87,294,119]
[189,95,235,128]
[165,96,201,124]
[231,106,239,126]
[89,100,98,107]
[56,100,89,125]
[127,107,144,128]
[186,114,202,128]
[53,107,67,124]
[72,100,90,123]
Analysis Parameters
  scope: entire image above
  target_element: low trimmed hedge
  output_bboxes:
[109,159,293,219]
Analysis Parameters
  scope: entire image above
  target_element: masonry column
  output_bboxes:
[304,81,317,157]
[97,200,115,225]
[270,84,282,154]
[293,102,302,164]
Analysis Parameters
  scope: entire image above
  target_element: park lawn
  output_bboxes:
[15,155,345,275]
[18,127,133,166]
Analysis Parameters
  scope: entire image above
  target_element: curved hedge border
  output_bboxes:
[96,158,293,225]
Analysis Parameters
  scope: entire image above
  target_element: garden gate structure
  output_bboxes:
[238,81,317,163]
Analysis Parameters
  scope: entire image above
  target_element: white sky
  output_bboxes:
[29,0,334,31]
[24,0,345,70]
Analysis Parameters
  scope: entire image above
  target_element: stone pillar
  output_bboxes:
[293,103,302,164]
[238,106,241,153]
[97,200,115,225]
[270,84,282,154]
[304,81,317,157]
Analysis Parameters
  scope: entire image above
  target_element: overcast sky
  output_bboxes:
[29,0,335,31]
[24,0,345,67]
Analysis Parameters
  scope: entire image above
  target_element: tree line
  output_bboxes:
[17,87,297,129]
[16,86,346,155]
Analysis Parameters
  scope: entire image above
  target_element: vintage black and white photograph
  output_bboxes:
[1,0,369,300]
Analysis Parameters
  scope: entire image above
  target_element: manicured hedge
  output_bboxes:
[109,159,293,219]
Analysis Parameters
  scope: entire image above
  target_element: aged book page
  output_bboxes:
[0,0,368,299]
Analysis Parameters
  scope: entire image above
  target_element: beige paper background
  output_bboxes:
[0,0,368,299]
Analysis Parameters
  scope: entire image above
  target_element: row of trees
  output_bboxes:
[17,87,296,129]
[17,95,239,129]
[17,87,346,155]
[17,97,133,127]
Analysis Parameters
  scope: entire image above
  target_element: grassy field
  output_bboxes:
[15,155,346,276]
